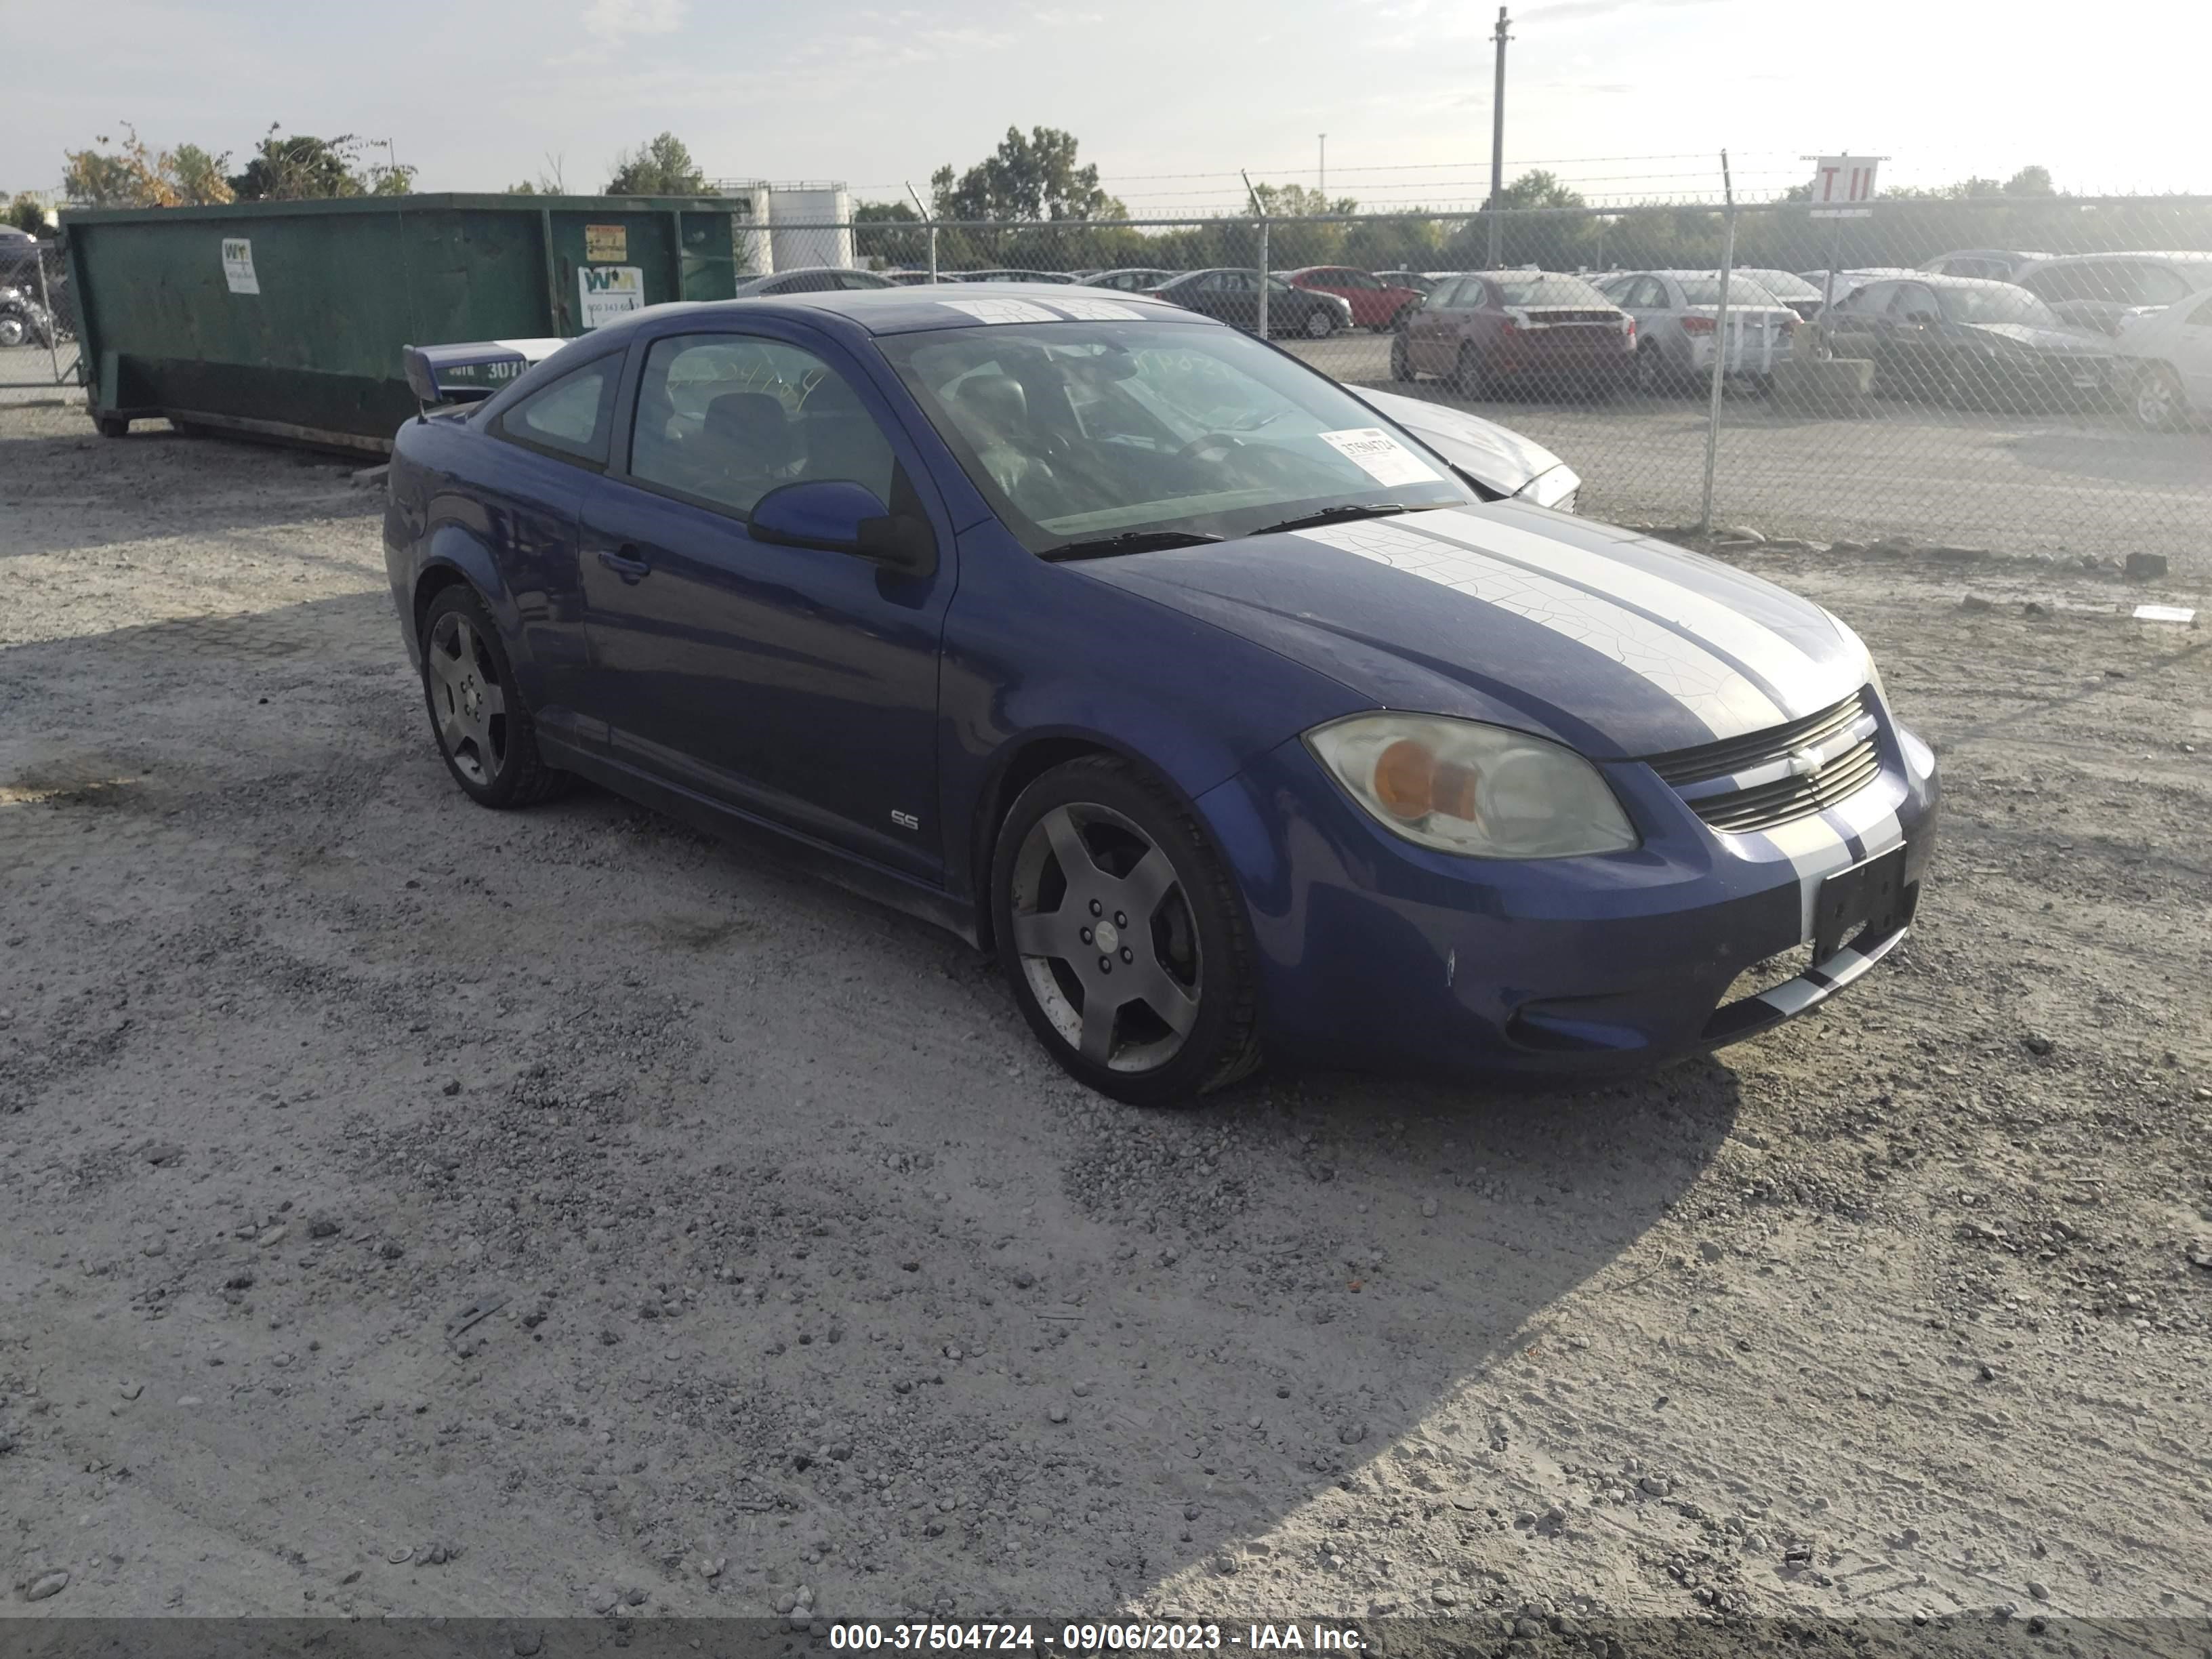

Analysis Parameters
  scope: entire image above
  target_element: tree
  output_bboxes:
[6,193,50,233]
[2003,165,2055,197]
[604,133,710,196]
[929,126,1124,222]
[853,199,927,268]
[1247,182,1356,218]
[62,127,234,207]
[1494,169,1585,211]
[230,128,361,200]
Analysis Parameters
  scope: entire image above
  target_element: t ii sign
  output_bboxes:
[1809,156,1881,219]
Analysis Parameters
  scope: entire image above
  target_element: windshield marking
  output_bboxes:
[937,298,1063,325]
[1317,428,1446,488]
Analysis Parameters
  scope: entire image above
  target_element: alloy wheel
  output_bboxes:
[1304,307,1334,339]
[1007,802,1202,1073]
[2134,367,2182,432]
[0,314,24,349]
[426,611,508,785]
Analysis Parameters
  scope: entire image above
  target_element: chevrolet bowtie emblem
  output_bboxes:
[1786,746,1822,777]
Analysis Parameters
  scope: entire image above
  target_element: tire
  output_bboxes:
[2132,364,2186,432]
[95,415,129,438]
[1302,304,1336,340]
[0,312,23,349]
[1450,342,1486,398]
[1389,332,1416,382]
[991,756,1261,1107]
[1634,343,1666,396]
[419,586,568,809]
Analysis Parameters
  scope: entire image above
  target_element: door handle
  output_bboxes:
[598,546,651,583]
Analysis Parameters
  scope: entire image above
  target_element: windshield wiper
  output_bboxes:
[1247,502,1414,536]
[1038,529,1227,562]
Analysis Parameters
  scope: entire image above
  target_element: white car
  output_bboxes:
[2016,251,2212,337]
[1594,270,1798,392]
[2112,287,2212,429]
[1353,386,1582,512]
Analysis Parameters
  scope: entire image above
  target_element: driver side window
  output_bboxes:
[628,333,897,518]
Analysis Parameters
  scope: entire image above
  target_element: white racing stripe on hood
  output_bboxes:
[1407,512,1857,718]
[1292,520,1784,739]
[1748,780,1906,941]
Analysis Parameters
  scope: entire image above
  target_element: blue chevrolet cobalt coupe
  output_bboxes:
[385,285,1938,1105]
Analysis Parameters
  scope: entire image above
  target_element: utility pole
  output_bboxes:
[1486,5,1511,267]
[1318,134,1326,199]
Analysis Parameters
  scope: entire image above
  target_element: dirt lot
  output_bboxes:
[3,403,2209,1639]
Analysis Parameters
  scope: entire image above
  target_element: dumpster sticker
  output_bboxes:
[222,238,260,295]
[579,265,646,330]
[584,224,627,263]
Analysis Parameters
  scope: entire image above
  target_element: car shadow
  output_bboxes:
[7,579,1747,1618]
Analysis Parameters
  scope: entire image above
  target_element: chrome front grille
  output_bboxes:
[1643,689,1883,835]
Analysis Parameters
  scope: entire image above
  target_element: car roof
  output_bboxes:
[1891,272,2032,290]
[586,282,1211,340]
[2024,249,2212,266]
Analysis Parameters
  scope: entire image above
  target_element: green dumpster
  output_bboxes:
[62,192,743,453]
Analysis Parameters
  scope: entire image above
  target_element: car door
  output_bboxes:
[1408,279,1460,373]
[1825,280,1894,370]
[1210,270,1259,331]
[2176,291,2212,407]
[574,323,956,879]
[1885,281,1948,398]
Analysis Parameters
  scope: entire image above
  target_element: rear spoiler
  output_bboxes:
[402,338,567,406]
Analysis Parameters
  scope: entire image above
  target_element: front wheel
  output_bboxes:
[420,586,568,808]
[992,757,1261,1106]
[0,312,24,349]
[2132,363,2186,431]
[1303,305,1336,340]
[1451,342,1486,398]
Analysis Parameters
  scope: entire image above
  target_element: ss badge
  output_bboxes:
[890,809,920,832]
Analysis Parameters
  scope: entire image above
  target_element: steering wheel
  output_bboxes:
[1174,432,1248,465]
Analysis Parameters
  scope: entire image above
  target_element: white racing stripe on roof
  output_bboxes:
[491,338,568,361]
[1292,518,1784,739]
[1045,296,1145,321]
[937,298,1062,325]
[1408,512,1854,718]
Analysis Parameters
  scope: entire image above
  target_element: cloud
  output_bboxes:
[581,0,688,41]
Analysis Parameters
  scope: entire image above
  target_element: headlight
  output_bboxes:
[1305,714,1638,859]
[1518,463,1580,513]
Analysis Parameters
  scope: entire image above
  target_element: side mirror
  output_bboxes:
[750,480,937,577]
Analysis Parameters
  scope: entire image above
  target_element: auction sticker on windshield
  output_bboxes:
[1319,427,1444,488]
[939,298,1063,325]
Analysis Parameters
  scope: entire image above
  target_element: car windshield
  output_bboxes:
[1674,277,1784,308]
[875,319,1473,552]
[1492,274,1612,308]
[1934,284,2063,329]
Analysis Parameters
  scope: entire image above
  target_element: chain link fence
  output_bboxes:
[827,196,2212,563]
[0,237,83,394]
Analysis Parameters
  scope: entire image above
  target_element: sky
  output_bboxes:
[5,0,2203,213]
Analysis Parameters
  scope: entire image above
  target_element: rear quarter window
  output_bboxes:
[492,357,621,468]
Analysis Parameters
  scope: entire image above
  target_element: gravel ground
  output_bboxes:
[3,406,2209,1638]
[1288,333,2212,571]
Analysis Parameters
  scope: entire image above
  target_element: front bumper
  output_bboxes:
[1195,710,1940,1078]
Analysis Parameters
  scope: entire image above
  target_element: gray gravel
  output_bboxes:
[1,405,2207,1625]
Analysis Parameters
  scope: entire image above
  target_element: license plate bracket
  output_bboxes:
[1814,846,1908,960]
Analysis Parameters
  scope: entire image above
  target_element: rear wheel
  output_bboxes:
[991,757,1261,1107]
[1634,342,1666,396]
[2132,363,2186,431]
[1389,331,1417,382]
[1451,342,1486,398]
[420,586,567,809]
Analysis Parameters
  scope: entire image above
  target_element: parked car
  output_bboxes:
[389,284,1936,1101]
[1392,270,1635,398]
[731,268,894,297]
[0,281,56,349]
[1282,266,1426,332]
[1920,249,2054,283]
[1734,268,1828,322]
[883,270,937,286]
[1594,270,1797,392]
[1153,268,1350,337]
[2109,287,2212,429]
[1797,268,1918,302]
[947,269,1080,285]
[2016,251,2212,337]
[1353,387,1582,511]
[1376,270,1439,296]
[1822,274,2112,410]
[1082,268,1175,293]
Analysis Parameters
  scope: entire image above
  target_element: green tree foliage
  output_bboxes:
[6,193,50,233]
[604,133,711,196]
[62,125,234,207]
[930,127,1124,222]
[2004,165,2055,197]
[222,128,413,201]
[853,199,927,269]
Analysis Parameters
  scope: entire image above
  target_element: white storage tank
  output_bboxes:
[767,184,854,272]
[718,181,774,278]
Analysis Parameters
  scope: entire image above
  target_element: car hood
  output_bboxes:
[1351,388,1563,497]
[1967,322,2109,355]
[1080,502,1870,760]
